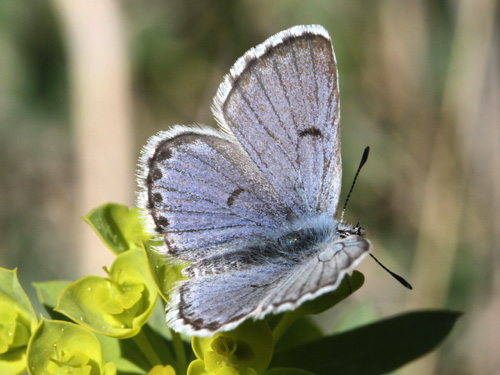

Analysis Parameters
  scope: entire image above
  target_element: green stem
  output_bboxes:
[133,329,162,366]
[272,310,302,344]
[171,329,187,373]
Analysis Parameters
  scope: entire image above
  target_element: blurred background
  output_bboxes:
[1,0,498,374]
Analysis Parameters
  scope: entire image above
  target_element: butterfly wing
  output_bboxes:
[167,234,370,336]
[261,235,370,311]
[213,24,342,218]
[138,126,291,260]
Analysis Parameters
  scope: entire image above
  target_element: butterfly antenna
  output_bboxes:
[369,253,413,289]
[339,147,412,290]
[340,146,370,223]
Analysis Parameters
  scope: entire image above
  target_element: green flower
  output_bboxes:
[95,266,145,324]
[46,344,92,375]
[27,319,116,375]
[56,249,157,338]
[0,268,38,375]
[0,302,31,354]
[189,320,273,375]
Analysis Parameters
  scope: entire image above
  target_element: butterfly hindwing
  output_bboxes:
[167,232,370,336]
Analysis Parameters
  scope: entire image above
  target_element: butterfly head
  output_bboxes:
[337,221,366,238]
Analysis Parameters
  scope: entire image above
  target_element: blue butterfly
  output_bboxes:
[138,25,373,336]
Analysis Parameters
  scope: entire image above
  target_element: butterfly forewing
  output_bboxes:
[140,127,290,260]
[213,25,342,218]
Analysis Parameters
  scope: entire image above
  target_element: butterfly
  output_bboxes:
[138,25,372,337]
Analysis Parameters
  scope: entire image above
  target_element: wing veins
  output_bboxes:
[167,223,259,234]
[235,85,299,175]
[154,185,263,228]
[181,146,284,220]
[226,93,304,216]
[314,258,326,292]
[164,164,266,224]
[320,86,340,209]
[288,45,313,211]
[154,185,222,208]
[254,72,295,147]
[270,56,310,212]
[305,39,329,211]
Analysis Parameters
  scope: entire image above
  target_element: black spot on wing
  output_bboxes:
[298,127,322,137]
[227,187,245,207]
[156,148,172,161]
[156,216,169,228]
[150,168,163,181]
[163,236,180,255]
[152,193,163,204]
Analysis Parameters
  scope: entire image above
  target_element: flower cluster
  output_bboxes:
[0,203,459,375]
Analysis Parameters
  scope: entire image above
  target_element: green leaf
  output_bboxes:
[273,317,322,353]
[333,302,378,333]
[127,325,180,372]
[297,271,364,315]
[146,300,193,374]
[83,203,151,255]
[33,281,71,320]
[271,272,364,345]
[270,310,461,375]
[147,299,177,342]
[55,249,158,338]
[27,319,104,375]
[145,240,186,302]
[0,268,38,375]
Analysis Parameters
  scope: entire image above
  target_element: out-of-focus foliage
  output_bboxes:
[1,1,498,374]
